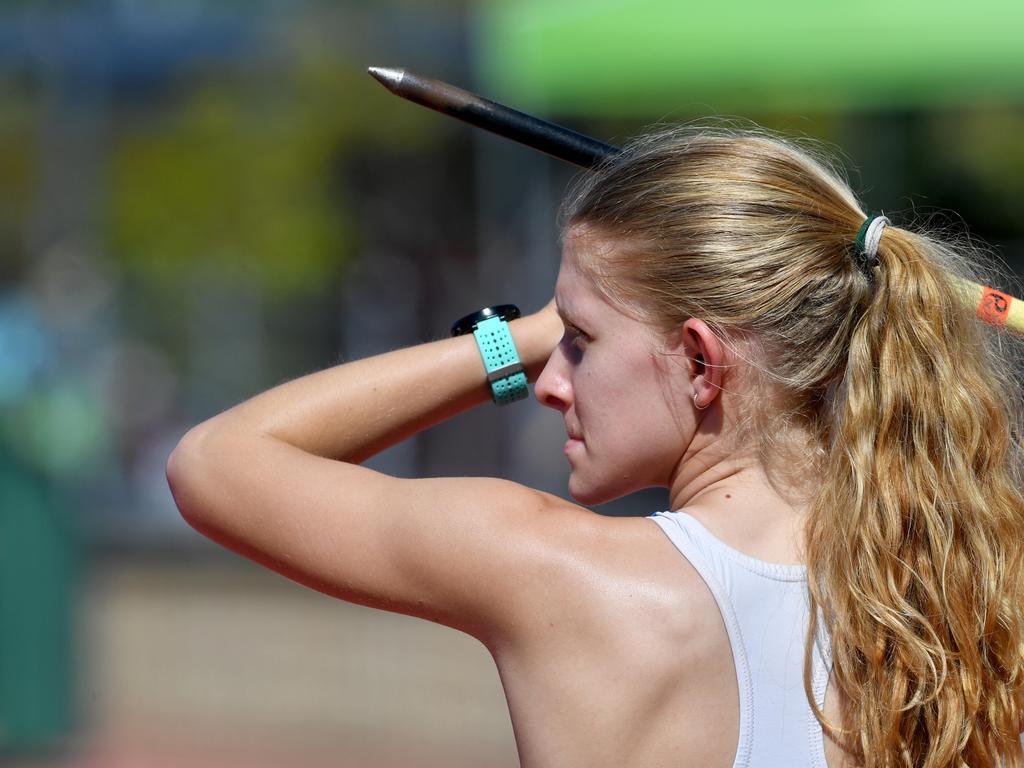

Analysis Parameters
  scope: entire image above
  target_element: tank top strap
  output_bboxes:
[649,510,831,768]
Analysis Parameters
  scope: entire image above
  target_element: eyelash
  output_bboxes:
[565,323,589,349]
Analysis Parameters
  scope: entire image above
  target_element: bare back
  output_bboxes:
[487,515,854,768]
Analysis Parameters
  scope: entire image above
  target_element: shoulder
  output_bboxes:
[504,513,723,651]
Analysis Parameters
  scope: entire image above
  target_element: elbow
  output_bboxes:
[166,416,257,545]
[166,423,218,531]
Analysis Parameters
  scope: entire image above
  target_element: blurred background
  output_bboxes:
[1,0,1022,766]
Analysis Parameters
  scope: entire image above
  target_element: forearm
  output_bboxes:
[183,306,561,463]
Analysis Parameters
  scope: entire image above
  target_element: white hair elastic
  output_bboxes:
[853,214,889,271]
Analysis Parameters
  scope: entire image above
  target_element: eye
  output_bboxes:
[565,323,590,350]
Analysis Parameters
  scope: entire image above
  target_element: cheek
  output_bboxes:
[574,375,625,428]
[575,343,676,435]
[610,375,688,456]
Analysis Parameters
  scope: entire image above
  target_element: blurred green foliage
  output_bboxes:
[938,110,1024,236]
[3,377,110,478]
[109,36,437,302]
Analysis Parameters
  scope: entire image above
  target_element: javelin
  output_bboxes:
[368,67,617,168]
[368,66,1024,335]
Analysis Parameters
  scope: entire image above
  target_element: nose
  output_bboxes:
[534,344,572,412]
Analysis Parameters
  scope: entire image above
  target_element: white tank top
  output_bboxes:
[649,510,833,768]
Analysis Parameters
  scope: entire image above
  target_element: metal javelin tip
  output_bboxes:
[367,67,405,91]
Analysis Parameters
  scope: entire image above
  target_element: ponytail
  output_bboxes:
[805,226,1024,766]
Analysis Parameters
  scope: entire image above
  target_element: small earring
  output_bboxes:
[693,391,709,411]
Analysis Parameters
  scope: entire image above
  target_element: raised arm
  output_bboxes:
[165,302,579,641]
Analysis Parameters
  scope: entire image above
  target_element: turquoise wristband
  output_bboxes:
[471,316,528,406]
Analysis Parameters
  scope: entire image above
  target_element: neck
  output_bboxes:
[668,441,757,512]
[668,428,815,565]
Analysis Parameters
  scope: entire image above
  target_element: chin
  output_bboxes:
[568,476,629,507]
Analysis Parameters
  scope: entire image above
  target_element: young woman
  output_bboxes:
[167,128,1024,767]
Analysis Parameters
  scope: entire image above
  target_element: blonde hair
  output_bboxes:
[563,127,1024,767]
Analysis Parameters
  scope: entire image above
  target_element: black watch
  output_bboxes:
[450,304,521,337]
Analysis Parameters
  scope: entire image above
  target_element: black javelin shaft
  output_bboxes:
[368,67,619,170]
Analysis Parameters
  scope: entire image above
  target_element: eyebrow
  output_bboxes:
[555,292,586,326]
[557,308,588,334]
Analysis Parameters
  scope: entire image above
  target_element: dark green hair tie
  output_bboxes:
[852,214,889,272]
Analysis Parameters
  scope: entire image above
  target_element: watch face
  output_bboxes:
[451,304,521,336]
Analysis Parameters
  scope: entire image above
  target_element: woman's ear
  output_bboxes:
[677,318,724,410]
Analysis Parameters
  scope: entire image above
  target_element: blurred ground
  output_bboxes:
[9,560,519,767]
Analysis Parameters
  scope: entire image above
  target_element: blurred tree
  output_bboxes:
[923,110,1024,242]
[109,30,437,304]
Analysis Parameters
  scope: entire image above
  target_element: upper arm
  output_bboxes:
[167,422,592,643]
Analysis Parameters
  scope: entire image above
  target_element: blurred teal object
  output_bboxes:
[477,0,1024,114]
[0,449,76,752]
[0,297,56,407]
[0,295,110,478]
